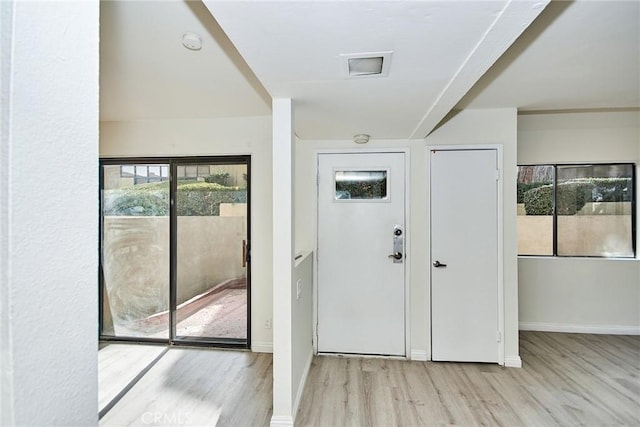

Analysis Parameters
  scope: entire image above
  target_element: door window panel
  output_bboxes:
[335,170,388,200]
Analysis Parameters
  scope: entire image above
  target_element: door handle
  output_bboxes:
[433,260,447,268]
[390,224,404,263]
[242,240,248,268]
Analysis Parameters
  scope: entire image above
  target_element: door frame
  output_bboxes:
[313,148,411,358]
[426,144,505,365]
[98,155,251,349]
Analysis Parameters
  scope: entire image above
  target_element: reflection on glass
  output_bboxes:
[517,165,554,255]
[185,165,198,178]
[557,164,633,257]
[121,165,134,177]
[101,164,170,339]
[335,170,387,200]
[175,163,248,340]
[148,165,160,179]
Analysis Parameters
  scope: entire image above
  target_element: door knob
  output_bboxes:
[433,260,447,268]
[388,252,403,260]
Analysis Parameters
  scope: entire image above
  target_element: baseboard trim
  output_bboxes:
[519,322,640,335]
[410,350,428,361]
[293,349,314,417]
[504,355,522,368]
[270,415,294,427]
[252,341,273,353]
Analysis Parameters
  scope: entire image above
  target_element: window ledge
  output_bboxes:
[518,255,639,262]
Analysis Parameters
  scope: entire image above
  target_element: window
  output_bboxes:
[176,164,215,181]
[517,163,635,258]
[119,164,169,185]
[335,170,388,200]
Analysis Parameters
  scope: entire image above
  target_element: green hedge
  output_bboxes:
[104,182,246,216]
[204,173,230,186]
[524,182,594,216]
[522,178,630,215]
[336,180,386,199]
[517,182,551,204]
[176,187,246,216]
[104,191,168,216]
[556,181,594,215]
[523,184,553,215]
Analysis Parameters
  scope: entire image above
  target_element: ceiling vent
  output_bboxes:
[341,51,393,78]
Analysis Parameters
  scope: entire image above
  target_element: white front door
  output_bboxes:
[430,148,500,363]
[317,152,406,356]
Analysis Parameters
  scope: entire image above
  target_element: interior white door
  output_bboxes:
[317,152,405,356]
[430,149,499,363]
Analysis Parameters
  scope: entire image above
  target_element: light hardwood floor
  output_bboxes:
[99,332,639,426]
[98,343,167,414]
[100,348,272,426]
[296,332,640,426]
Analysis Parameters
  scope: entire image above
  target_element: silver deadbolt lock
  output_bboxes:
[389,224,404,263]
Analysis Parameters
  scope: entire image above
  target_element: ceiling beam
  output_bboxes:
[409,0,550,139]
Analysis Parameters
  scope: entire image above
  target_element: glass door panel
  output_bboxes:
[100,163,170,339]
[174,162,249,342]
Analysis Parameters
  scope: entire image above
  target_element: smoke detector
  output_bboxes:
[182,32,202,51]
[353,134,370,144]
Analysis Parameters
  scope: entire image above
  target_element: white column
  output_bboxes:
[0,1,99,424]
[271,99,295,426]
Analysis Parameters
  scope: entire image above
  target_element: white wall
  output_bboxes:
[100,116,274,349]
[271,99,295,427]
[518,111,640,334]
[291,252,313,419]
[1,1,99,424]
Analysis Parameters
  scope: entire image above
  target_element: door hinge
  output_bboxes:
[495,169,501,181]
[497,331,502,342]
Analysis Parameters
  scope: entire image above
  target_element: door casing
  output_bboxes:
[312,148,411,358]
[426,145,504,365]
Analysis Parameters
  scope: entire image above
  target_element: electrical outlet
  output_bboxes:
[296,279,302,300]
[265,318,272,329]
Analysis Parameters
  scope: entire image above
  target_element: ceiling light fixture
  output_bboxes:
[348,57,384,76]
[182,32,202,51]
[341,51,393,78]
[353,134,370,144]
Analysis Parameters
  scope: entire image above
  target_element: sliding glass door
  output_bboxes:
[173,161,249,343]
[99,157,250,347]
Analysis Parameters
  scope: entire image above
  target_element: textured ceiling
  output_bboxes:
[100,1,270,122]
[458,0,640,111]
[204,0,547,139]
[100,0,639,140]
